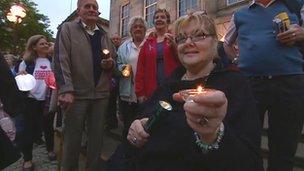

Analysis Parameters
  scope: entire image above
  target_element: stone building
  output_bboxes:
[109,0,251,39]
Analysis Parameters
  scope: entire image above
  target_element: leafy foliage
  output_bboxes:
[0,0,53,55]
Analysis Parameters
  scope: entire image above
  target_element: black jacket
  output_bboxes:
[0,53,21,169]
[106,61,263,171]
[0,53,23,116]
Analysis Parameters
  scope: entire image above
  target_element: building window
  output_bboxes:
[227,0,244,6]
[121,3,130,37]
[145,0,157,28]
[179,0,198,17]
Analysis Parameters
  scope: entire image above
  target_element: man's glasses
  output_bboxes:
[176,32,214,45]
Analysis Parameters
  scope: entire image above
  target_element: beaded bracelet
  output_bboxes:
[194,122,225,154]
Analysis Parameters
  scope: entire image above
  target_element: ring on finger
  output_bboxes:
[131,137,137,144]
[197,116,209,127]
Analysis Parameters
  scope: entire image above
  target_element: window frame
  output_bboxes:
[144,0,157,28]
[178,0,198,17]
[227,0,244,6]
[120,2,130,38]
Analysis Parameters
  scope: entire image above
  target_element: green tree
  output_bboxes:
[0,0,53,55]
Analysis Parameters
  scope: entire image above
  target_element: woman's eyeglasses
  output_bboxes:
[176,33,214,45]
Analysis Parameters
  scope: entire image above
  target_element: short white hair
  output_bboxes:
[128,16,147,36]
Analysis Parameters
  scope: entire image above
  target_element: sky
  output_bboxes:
[33,0,110,37]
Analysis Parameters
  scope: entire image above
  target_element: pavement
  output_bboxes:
[3,125,123,171]
[3,122,304,171]
[3,143,58,171]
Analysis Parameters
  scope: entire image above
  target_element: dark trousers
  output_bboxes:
[120,100,138,139]
[43,112,55,152]
[62,99,108,171]
[249,75,304,171]
[106,86,119,129]
[21,98,45,162]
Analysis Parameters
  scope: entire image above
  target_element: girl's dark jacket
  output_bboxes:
[0,53,22,169]
[106,59,263,171]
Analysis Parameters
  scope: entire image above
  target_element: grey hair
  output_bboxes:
[128,16,147,36]
[77,0,98,8]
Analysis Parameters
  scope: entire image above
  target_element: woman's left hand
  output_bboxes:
[164,33,176,48]
[127,118,150,148]
[173,90,227,143]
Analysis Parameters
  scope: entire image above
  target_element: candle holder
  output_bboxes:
[144,100,172,134]
[122,64,132,77]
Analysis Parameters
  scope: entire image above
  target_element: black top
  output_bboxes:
[106,61,263,171]
[0,53,22,169]
[88,30,102,86]
[0,53,23,116]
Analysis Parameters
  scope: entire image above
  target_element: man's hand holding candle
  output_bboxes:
[101,49,114,70]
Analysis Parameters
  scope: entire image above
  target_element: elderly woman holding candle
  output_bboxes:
[117,16,147,138]
[106,12,263,171]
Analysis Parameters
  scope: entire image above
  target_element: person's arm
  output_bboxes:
[54,24,74,95]
[116,42,126,77]
[223,14,238,60]
[54,24,74,110]
[135,43,147,102]
[16,61,27,75]
[172,73,263,170]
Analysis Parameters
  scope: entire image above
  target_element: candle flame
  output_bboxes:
[102,49,109,55]
[197,85,203,93]
[122,70,130,77]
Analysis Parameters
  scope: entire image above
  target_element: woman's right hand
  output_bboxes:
[17,70,28,75]
[127,118,150,148]
[173,90,227,143]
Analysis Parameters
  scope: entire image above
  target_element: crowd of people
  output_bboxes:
[1,0,304,171]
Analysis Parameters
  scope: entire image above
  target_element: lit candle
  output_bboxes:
[102,49,110,59]
[121,64,131,77]
[179,85,206,102]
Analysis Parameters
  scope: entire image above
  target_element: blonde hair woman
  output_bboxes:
[18,35,55,170]
[106,12,263,171]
